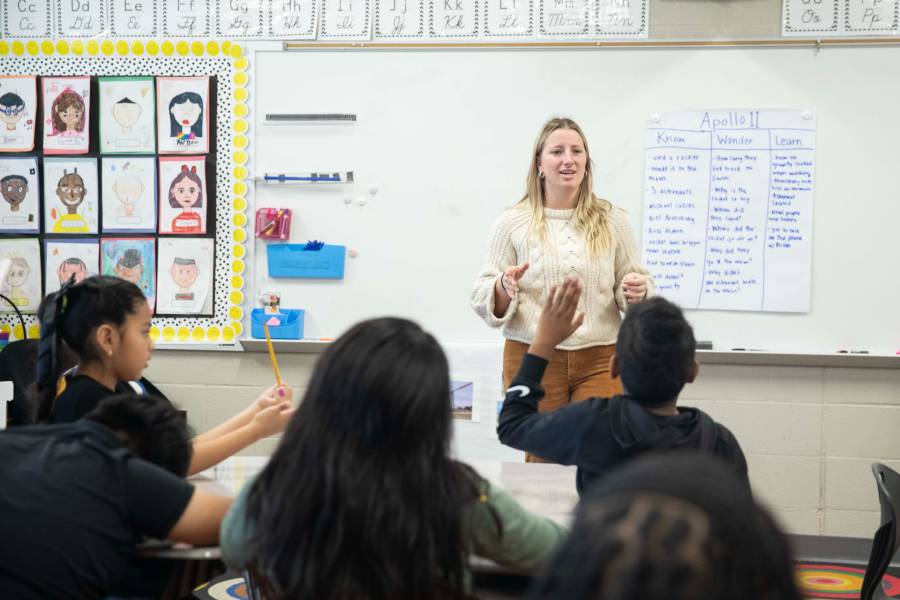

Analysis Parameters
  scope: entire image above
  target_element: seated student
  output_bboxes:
[527,452,800,600]
[220,317,566,599]
[0,393,233,600]
[32,275,295,475]
[497,278,747,495]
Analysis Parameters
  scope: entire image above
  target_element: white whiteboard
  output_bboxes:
[251,46,900,353]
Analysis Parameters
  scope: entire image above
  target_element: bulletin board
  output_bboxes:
[0,40,251,346]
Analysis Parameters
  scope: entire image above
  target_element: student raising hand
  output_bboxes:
[531,277,585,360]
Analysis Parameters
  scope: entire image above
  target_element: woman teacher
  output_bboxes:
[471,117,654,462]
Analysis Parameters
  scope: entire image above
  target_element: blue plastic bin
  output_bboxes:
[251,308,305,340]
[267,244,346,279]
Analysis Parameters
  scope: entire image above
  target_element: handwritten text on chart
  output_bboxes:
[642,110,816,313]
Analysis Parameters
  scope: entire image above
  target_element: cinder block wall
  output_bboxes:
[146,351,900,538]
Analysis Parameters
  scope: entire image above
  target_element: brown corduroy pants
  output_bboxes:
[502,339,623,463]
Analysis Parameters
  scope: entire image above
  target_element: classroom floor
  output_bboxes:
[192,535,896,599]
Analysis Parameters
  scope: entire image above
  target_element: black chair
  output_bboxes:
[861,463,900,600]
[0,339,39,426]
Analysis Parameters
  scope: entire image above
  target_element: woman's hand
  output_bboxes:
[496,262,530,299]
[622,272,648,304]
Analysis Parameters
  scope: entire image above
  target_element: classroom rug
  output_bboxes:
[796,562,900,599]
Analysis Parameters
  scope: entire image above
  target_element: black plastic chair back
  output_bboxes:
[861,463,900,600]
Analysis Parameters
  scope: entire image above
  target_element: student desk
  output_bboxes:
[140,457,579,599]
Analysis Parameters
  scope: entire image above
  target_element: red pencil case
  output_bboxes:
[255,208,292,240]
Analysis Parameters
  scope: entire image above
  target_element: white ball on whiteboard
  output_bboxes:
[650,114,661,123]
[357,196,367,206]
[801,110,813,120]
[348,248,359,258]
[343,196,353,205]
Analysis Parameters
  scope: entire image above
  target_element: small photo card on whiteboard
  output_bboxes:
[42,76,91,155]
[99,77,156,154]
[158,156,207,235]
[43,157,99,234]
[0,76,37,152]
[156,237,215,316]
[0,237,41,314]
[44,238,100,294]
[156,77,210,154]
[0,157,39,233]
[101,157,157,233]
[101,237,156,310]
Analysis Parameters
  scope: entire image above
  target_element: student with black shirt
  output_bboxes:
[0,393,232,600]
[497,279,748,495]
[32,275,295,475]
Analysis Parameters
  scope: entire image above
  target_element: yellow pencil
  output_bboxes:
[263,324,283,387]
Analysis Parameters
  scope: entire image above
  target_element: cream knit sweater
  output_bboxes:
[470,204,654,350]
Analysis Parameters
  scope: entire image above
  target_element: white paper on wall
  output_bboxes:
[0,237,41,314]
[3,0,52,37]
[42,77,91,155]
[539,0,590,36]
[43,157,100,234]
[269,0,319,37]
[101,157,157,233]
[429,0,479,37]
[218,0,265,37]
[156,76,210,155]
[99,76,156,154]
[101,237,157,310]
[0,76,37,152]
[320,0,372,38]
[782,0,839,35]
[156,237,215,315]
[158,155,208,235]
[56,0,106,37]
[642,109,816,313]
[109,0,158,36]
[374,0,425,39]
[444,344,505,424]
[0,157,39,233]
[483,0,533,37]
[162,0,211,37]
[44,238,100,294]
[844,0,899,34]
[595,0,647,36]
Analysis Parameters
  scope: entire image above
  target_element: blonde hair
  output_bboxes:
[518,117,614,256]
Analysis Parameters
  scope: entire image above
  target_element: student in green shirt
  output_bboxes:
[220,317,566,599]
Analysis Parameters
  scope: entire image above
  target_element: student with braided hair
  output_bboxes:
[498,279,747,495]
[31,275,295,475]
[527,452,800,600]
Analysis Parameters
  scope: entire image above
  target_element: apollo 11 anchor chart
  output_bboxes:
[642,109,816,313]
